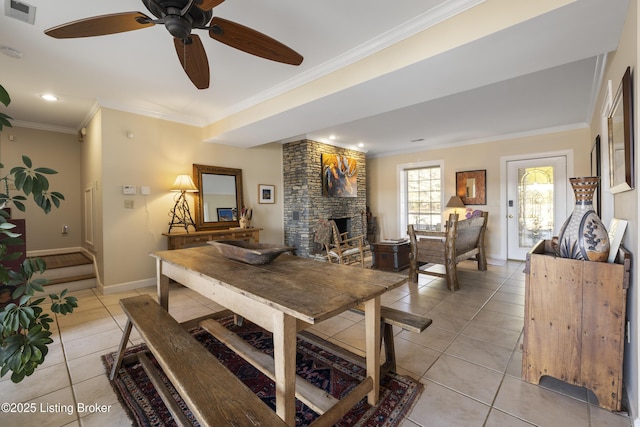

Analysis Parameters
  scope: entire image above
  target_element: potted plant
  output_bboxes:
[0,83,77,383]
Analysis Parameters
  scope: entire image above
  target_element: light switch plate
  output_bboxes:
[123,185,136,195]
[140,186,151,195]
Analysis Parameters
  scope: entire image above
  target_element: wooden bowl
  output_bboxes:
[208,240,296,265]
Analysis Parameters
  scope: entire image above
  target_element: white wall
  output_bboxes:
[0,126,82,253]
[367,128,591,261]
[82,108,285,292]
[590,0,639,421]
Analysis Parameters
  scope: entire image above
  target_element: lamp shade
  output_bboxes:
[446,196,465,208]
[171,174,198,192]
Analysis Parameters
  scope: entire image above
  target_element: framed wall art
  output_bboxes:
[608,66,634,194]
[456,170,486,205]
[322,153,357,197]
[258,184,275,204]
[590,135,602,216]
[217,208,234,221]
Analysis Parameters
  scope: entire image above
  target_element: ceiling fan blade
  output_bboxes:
[209,17,303,66]
[196,0,225,12]
[174,34,210,89]
[45,12,154,39]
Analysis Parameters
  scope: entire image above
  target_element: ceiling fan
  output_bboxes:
[44,0,303,89]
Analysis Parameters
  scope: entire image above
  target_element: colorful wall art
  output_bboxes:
[322,154,358,197]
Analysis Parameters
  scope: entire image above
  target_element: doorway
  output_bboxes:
[506,155,568,260]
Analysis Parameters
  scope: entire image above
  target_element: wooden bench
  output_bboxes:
[349,305,432,374]
[408,211,488,291]
[110,294,287,427]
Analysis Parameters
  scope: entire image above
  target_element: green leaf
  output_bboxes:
[13,170,26,192]
[11,370,26,383]
[0,115,13,130]
[21,344,31,364]
[29,298,45,306]
[34,168,57,175]
[12,200,25,212]
[30,345,42,362]
[27,282,44,293]
[11,285,26,299]
[0,84,10,107]
[1,362,11,378]
[22,176,33,195]
[37,258,47,271]
[21,156,32,169]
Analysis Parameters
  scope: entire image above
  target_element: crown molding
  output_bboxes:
[369,122,589,158]
[57,0,485,131]
[7,119,77,134]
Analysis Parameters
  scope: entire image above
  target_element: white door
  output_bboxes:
[506,156,568,260]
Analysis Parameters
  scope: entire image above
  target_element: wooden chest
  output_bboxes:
[370,241,410,272]
[522,240,631,411]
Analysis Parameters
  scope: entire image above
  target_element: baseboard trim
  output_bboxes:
[27,246,86,257]
[100,278,156,295]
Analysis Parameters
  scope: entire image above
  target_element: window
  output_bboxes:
[405,165,442,231]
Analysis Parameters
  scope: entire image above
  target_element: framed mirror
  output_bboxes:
[608,66,634,194]
[192,164,244,230]
[456,170,486,205]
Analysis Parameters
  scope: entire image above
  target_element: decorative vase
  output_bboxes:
[556,177,609,262]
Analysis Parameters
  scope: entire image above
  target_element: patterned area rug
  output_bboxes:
[102,316,423,426]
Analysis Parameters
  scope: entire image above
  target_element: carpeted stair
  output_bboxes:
[37,252,96,293]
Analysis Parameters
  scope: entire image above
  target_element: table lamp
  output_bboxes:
[168,174,198,233]
[446,196,465,215]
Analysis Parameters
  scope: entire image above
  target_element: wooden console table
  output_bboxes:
[163,228,261,250]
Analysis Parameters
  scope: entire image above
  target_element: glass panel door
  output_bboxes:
[507,156,567,260]
[518,166,555,247]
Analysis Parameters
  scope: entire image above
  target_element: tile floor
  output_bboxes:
[0,259,633,426]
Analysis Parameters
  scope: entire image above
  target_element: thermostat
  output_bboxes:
[122,185,136,195]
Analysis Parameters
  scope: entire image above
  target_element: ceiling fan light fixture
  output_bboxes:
[44,0,302,89]
[164,11,193,39]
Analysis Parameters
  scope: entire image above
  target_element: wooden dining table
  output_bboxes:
[150,245,406,426]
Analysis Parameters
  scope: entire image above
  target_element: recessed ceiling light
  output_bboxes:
[0,45,23,59]
[410,138,424,143]
[329,135,336,140]
[357,142,365,148]
[41,94,58,102]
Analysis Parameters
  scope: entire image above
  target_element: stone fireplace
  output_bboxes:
[283,139,366,258]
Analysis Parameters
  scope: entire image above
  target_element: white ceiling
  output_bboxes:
[0,0,630,157]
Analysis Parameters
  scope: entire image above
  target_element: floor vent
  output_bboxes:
[4,0,36,25]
